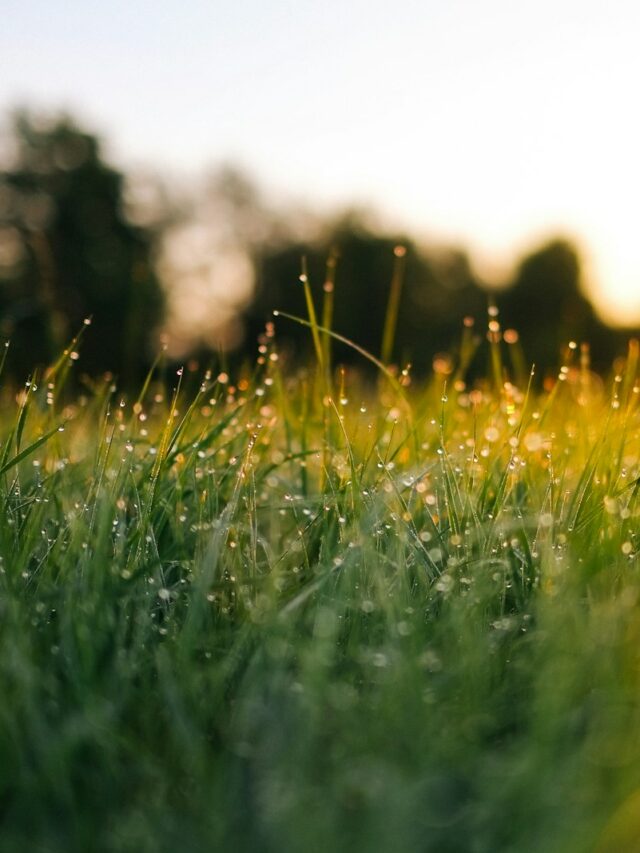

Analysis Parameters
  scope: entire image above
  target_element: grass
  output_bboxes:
[1,310,640,853]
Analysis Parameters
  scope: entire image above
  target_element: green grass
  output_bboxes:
[1,321,640,853]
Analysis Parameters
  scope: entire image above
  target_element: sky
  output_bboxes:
[1,0,639,325]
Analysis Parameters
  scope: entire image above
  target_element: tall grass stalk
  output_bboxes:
[380,245,407,365]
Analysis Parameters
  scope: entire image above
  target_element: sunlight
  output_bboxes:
[587,235,640,328]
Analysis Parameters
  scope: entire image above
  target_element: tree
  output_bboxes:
[0,110,164,383]
[499,239,622,373]
[245,213,486,374]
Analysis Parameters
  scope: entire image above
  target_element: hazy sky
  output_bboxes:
[2,0,639,323]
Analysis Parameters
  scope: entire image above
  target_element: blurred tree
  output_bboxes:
[245,213,485,374]
[0,110,164,383]
[499,239,623,373]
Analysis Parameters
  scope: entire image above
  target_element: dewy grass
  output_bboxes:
[0,320,640,853]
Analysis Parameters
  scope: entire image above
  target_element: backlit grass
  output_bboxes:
[1,315,640,852]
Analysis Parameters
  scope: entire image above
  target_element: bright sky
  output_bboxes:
[2,0,639,325]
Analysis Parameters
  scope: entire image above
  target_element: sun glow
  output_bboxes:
[586,231,640,328]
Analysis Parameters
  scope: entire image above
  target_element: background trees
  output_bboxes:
[0,108,632,385]
[499,239,620,372]
[245,214,486,373]
[0,110,164,383]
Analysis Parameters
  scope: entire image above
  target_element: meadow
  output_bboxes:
[1,303,640,853]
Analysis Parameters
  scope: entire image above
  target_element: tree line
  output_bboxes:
[0,110,633,386]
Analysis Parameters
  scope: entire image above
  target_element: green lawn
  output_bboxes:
[1,324,640,852]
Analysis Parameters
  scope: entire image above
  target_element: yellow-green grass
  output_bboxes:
[0,321,639,853]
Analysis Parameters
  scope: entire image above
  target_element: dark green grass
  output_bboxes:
[1,327,640,852]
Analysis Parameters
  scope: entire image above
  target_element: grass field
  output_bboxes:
[1,309,640,853]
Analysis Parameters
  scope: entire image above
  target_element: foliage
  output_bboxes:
[0,313,639,852]
[0,110,164,383]
[246,220,627,376]
[0,109,632,381]
[246,216,485,371]
[500,239,622,371]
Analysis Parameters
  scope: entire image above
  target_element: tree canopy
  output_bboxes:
[0,111,164,383]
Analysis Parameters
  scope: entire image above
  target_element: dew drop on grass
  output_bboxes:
[429,548,444,566]
[604,496,619,515]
